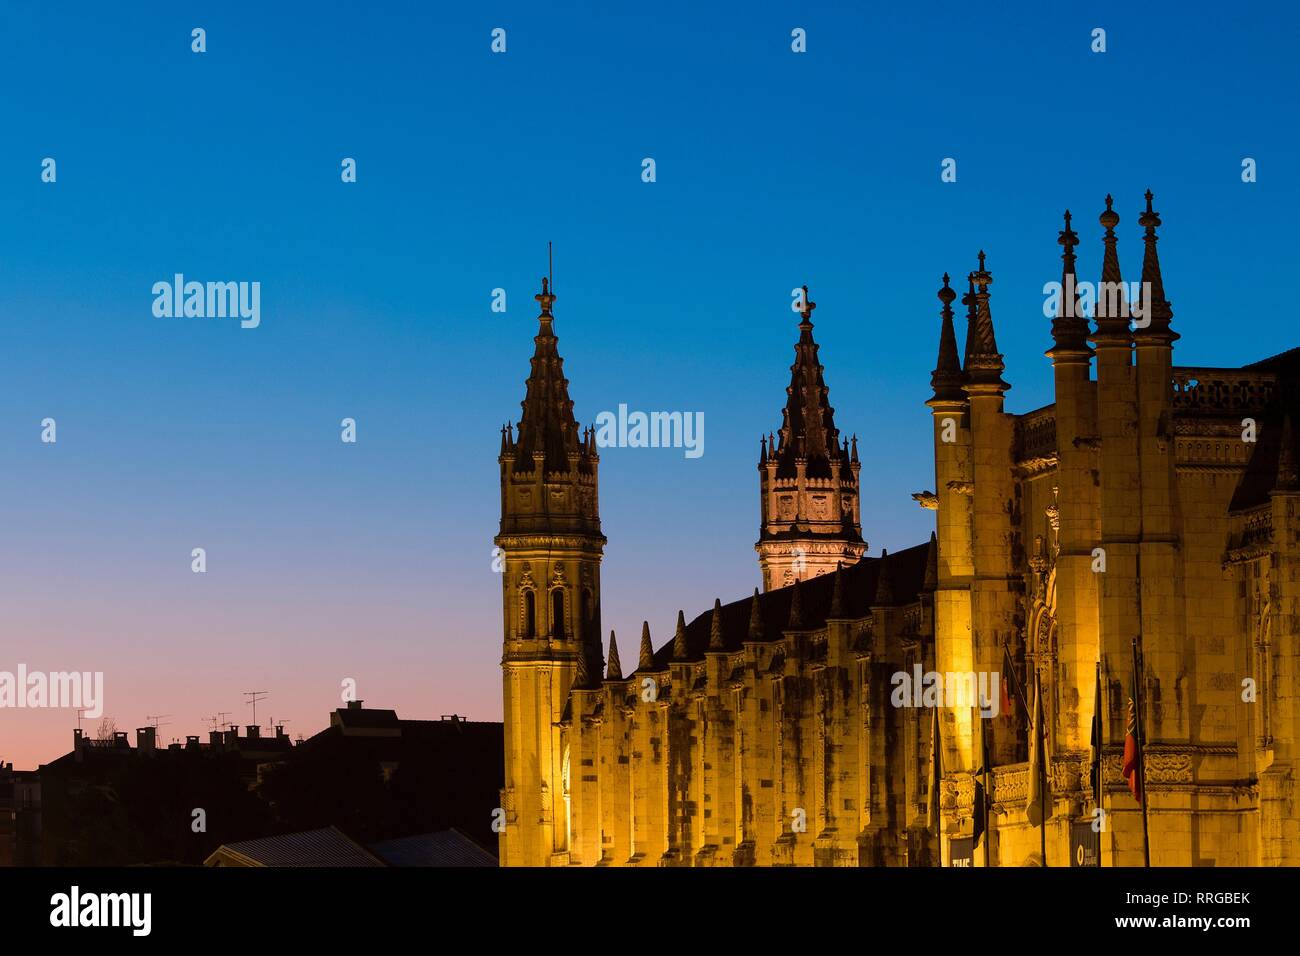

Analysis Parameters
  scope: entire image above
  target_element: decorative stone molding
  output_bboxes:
[1172,368,1276,416]
[1016,409,1057,462]
[495,533,607,552]
[1101,749,1197,785]
[992,764,1029,809]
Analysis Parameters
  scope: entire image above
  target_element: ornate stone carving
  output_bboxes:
[912,490,939,510]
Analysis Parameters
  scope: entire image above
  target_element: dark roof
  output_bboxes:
[300,712,503,763]
[368,829,497,867]
[332,707,401,729]
[1244,347,1300,374]
[209,826,384,867]
[1223,350,1300,511]
[648,541,930,667]
[1230,408,1300,512]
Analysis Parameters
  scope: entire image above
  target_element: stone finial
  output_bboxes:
[672,610,689,660]
[639,621,655,670]
[606,630,622,680]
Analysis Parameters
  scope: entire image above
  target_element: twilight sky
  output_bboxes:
[1,1,1297,769]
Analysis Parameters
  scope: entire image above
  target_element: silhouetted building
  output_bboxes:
[17,704,501,865]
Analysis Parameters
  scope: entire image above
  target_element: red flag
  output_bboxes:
[1121,695,1141,801]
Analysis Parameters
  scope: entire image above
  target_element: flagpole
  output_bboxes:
[1037,666,1048,867]
[1132,636,1151,867]
[982,716,991,868]
[1095,658,1104,868]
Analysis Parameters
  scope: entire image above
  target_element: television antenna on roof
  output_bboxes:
[243,691,268,726]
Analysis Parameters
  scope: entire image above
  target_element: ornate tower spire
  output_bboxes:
[639,621,655,670]
[776,284,840,467]
[513,276,589,474]
[497,265,606,868]
[1049,210,1092,353]
[1137,190,1177,342]
[930,273,964,402]
[757,286,865,589]
[709,598,724,651]
[962,251,1009,394]
[606,630,622,680]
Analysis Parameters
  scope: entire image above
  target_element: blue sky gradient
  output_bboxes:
[1,0,1296,766]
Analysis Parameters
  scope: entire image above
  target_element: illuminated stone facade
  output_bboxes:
[498,195,1300,865]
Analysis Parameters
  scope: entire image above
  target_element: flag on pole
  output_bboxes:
[972,711,988,851]
[928,704,942,833]
[1122,692,1142,802]
[1000,644,1023,719]
[1026,673,1052,827]
[1090,661,1104,807]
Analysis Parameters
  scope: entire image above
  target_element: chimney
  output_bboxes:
[347,700,363,710]
[209,730,223,750]
[275,724,287,740]
[246,724,260,739]
[224,728,239,748]
[73,728,84,762]
[185,735,201,751]
[113,732,129,748]
[136,727,156,753]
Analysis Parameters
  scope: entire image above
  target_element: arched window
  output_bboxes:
[524,590,536,639]
[552,588,566,638]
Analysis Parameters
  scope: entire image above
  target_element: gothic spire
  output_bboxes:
[874,549,894,605]
[930,273,964,402]
[962,252,1009,393]
[923,530,938,591]
[574,631,591,687]
[1278,415,1299,492]
[1137,190,1177,342]
[747,588,765,641]
[1049,210,1092,353]
[513,276,587,473]
[639,621,655,670]
[829,562,847,618]
[788,577,806,628]
[773,285,847,478]
[606,630,622,680]
[1093,195,1131,338]
[709,598,725,651]
[672,610,689,660]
